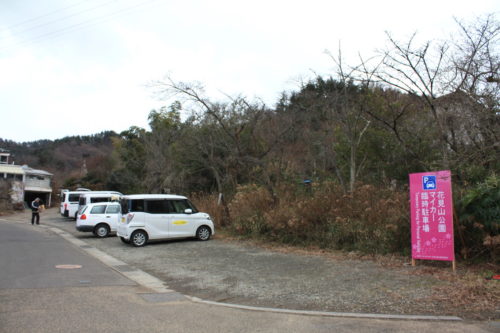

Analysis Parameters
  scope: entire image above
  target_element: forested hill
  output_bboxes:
[0,131,118,189]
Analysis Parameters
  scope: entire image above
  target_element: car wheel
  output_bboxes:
[131,230,148,247]
[196,226,211,241]
[94,224,110,238]
[120,237,130,244]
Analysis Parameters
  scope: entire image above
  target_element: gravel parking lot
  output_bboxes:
[30,208,458,318]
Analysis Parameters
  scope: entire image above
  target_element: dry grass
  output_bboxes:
[190,192,230,226]
[412,264,500,320]
[221,182,410,254]
[192,181,498,260]
[216,229,500,319]
[197,182,498,261]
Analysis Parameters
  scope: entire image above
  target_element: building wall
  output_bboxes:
[11,181,24,204]
[0,173,23,181]
[0,158,53,207]
[25,175,51,189]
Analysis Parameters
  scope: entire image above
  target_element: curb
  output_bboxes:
[2,217,463,321]
[186,297,463,321]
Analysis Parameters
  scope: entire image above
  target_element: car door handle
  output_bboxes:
[106,216,111,218]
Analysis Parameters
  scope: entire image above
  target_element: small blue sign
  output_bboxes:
[422,175,436,190]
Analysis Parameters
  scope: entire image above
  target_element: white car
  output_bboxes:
[76,202,122,238]
[117,194,215,247]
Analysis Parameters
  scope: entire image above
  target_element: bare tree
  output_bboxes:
[151,77,288,195]
[365,32,453,168]
[326,49,372,192]
[450,15,500,167]
[357,14,499,173]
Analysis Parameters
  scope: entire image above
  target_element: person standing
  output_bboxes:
[31,198,41,225]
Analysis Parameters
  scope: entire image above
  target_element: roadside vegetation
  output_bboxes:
[0,181,13,215]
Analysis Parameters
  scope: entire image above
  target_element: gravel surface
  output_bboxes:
[15,208,496,319]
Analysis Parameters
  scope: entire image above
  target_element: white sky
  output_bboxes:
[0,0,498,142]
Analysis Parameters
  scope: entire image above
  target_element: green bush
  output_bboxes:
[455,175,500,261]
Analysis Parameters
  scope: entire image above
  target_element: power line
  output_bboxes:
[3,0,120,37]
[0,0,163,54]
[5,0,91,30]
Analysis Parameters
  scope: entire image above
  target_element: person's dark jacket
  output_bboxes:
[31,200,40,213]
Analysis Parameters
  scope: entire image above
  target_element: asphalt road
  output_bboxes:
[0,210,498,332]
[0,221,134,289]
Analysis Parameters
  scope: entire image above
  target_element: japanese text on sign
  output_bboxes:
[410,170,455,261]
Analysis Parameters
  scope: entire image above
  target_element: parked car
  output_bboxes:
[76,202,121,238]
[77,192,122,215]
[61,190,121,220]
[117,194,214,247]
[60,190,91,219]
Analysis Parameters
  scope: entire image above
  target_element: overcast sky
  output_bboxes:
[1,0,498,142]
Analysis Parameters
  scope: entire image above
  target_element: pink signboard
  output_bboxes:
[410,170,455,261]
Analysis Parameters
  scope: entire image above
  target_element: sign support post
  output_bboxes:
[411,258,456,272]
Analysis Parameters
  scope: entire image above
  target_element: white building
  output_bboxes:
[0,149,53,207]
[0,148,10,164]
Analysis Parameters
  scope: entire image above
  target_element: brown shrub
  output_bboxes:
[212,182,411,253]
[227,184,275,234]
[190,192,226,227]
[0,181,13,214]
[193,181,495,259]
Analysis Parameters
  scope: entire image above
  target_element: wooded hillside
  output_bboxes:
[0,131,118,190]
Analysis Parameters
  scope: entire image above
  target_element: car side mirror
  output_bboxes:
[184,208,193,214]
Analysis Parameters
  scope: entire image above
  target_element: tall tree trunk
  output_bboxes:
[349,145,356,193]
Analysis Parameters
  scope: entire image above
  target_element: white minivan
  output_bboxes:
[61,190,121,220]
[117,194,215,247]
[60,190,91,219]
[77,192,122,215]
